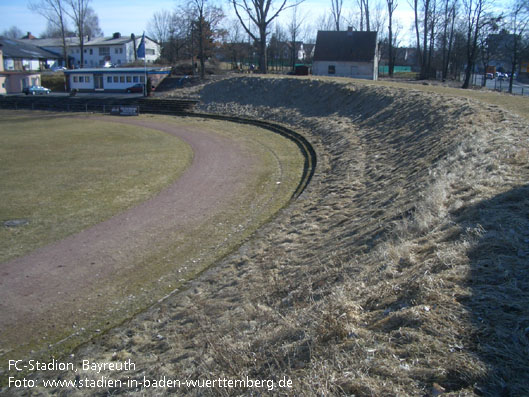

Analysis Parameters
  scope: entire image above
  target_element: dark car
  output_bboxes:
[126,84,144,93]
[23,85,51,95]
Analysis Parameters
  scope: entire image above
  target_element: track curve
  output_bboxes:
[0,116,289,359]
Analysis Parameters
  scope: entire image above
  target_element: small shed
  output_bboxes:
[312,29,378,80]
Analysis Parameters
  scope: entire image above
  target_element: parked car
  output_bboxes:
[23,85,51,95]
[126,83,144,93]
[486,73,494,80]
[51,66,67,72]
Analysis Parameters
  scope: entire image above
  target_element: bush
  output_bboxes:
[42,73,67,92]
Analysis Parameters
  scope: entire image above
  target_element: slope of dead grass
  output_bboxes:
[7,77,529,396]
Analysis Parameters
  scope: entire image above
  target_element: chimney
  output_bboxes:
[113,32,121,39]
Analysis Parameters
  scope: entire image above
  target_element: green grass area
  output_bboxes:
[0,111,193,263]
[0,112,304,373]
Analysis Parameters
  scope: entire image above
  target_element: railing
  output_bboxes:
[0,96,199,114]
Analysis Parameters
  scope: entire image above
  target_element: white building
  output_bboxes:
[312,29,378,80]
[65,67,170,92]
[22,33,159,68]
[0,37,60,71]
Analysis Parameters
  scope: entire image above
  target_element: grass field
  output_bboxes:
[0,111,304,379]
[0,111,193,263]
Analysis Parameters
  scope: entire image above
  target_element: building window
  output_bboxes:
[133,76,138,83]
[89,49,93,55]
[84,49,87,53]
[119,48,123,54]
[140,76,145,83]
[120,76,125,83]
[126,76,132,83]
[99,47,110,56]
[328,65,336,74]
[146,49,155,55]
[73,76,78,82]
[113,76,118,83]
[79,76,84,82]
[85,76,90,83]
[107,76,112,83]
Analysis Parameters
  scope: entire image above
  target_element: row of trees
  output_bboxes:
[146,0,527,87]
[28,0,103,68]
[6,0,526,86]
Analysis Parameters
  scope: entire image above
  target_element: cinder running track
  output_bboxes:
[0,117,257,356]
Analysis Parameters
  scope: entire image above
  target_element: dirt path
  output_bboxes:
[0,116,257,359]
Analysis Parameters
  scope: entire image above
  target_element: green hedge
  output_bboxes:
[41,73,67,92]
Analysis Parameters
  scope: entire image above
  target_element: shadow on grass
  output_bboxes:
[456,184,529,396]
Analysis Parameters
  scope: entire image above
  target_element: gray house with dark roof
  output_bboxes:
[313,29,378,80]
[0,37,60,71]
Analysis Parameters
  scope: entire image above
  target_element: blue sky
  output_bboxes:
[0,0,418,43]
[0,0,176,37]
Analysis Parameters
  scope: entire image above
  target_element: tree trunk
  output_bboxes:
[509,35,518,94]
[388,17,394,77]
[259,28,267,73]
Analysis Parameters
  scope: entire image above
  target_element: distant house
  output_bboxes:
[0,36,60,71]
[312,29,378,80]
[302,43,315,63]
[0,42,43,94]
[22,33,160,69]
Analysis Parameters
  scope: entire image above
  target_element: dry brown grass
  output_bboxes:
[5,76,529,397]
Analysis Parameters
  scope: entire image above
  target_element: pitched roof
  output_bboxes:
[21,34,157,48]
[0,37,60,59]
[313,31,377,62]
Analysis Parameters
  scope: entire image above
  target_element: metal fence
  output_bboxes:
[464,74,529,97]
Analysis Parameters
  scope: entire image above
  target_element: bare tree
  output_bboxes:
[187,0,225,78]
[289,4,306,70]
[28,0,69,67]
[440,0,458,80]
[371,0,387,36]
[315,12,335,31]
[84,7,102,38]
[506,0,529,92]
[386,0,398,76]
[65,0,91,68]
[461,0,487,88]
[232,0,304,73]
[477,14,500,86]
[410,0,436,79]
[330,0,344,30]
[358,0,371,31]
[1,26,24,39]
[148,10,173,47]
[40,20,75,38]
